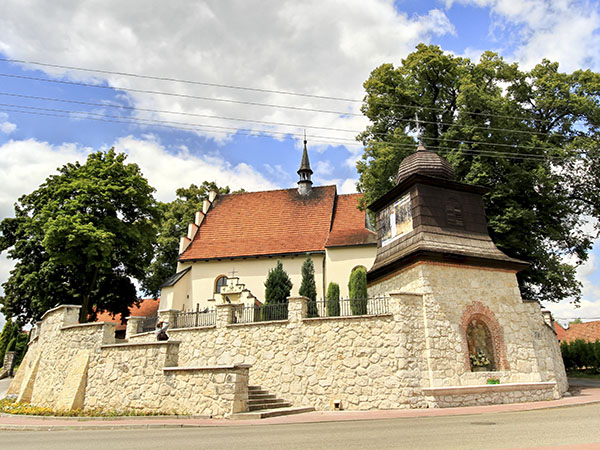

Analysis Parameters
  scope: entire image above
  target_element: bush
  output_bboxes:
[263,260,292,320]
[326,282,340,317]
[348,267,368,315]
[561,339,600,372]
[299,254,318,318]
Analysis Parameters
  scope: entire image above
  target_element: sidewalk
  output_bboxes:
[1,384,600,431]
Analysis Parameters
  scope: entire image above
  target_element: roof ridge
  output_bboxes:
[218,184,337,197]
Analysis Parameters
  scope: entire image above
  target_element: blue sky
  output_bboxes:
[1,0,599,326]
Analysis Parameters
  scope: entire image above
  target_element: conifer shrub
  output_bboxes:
[326,282,340,317]
[264,260,292,320]
[348,266,368,315]
[299,254,318,318]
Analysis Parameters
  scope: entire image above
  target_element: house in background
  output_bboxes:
[159,141,377,312]
[95,298,160,339]
[555,320,600,343]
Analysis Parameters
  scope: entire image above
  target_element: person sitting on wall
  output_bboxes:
[155,321,170,341]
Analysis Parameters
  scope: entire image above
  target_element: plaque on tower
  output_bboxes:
[380,193,412,247]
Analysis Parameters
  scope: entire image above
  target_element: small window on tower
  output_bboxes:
[446,198,464,228]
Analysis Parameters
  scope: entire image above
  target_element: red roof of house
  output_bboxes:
[179,187,376,261]
[554,322,567,342]
[95,298,160,331]
[326,193,377,247]
[561,320,600,343]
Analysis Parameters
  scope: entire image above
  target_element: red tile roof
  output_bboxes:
[561,320,600,343]
[554,322,567,342]
[179,187,375,261]
[326,194,377,247]
[95,298,160,331]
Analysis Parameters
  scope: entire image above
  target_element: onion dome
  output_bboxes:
[396,142,454,184]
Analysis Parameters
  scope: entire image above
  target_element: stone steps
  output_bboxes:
[230,385,314,419]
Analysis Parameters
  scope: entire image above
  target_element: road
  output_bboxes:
[1,403,600,450]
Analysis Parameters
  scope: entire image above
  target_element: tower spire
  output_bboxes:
[297,133,313,195]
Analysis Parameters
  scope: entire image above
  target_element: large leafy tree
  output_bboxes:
[357,44,600,305]
[142,182,236,298]
[0,149,159,323]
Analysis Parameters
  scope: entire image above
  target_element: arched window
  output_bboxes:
[214,275,228,294]
[466,319,496,371]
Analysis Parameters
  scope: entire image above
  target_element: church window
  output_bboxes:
[215,275,228,294]
[466,319,496,371]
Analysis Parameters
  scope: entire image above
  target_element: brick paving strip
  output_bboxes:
[1,386,599,431]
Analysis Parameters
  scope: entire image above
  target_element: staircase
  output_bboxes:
[230,385,314,420]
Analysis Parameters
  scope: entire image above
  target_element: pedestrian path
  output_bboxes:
[1,384,599,431]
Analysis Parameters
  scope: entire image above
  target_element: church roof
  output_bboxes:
[179,186,375,261]
[95,298,160,330]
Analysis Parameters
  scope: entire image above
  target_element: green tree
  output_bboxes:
[264,260,292,320]
[326,282,340,317]
[0,149,159,323]
[0,318,16,365]
[142,182,237,297]
[299,254,318,318]
[348,267,368,315]
[357,44,600,304]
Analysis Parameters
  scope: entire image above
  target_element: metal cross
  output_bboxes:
[229,267,238,277]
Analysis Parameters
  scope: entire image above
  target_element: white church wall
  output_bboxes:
[324,245,377,298]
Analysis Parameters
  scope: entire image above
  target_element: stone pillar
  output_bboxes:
[541,310,554,328]
[125,316,145,339]
[216,304,237,328]
[288,296,308,322]
[3,351,16,377]
[158,309,179,327]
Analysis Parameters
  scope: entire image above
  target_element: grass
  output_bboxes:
[0,398,172,417]
[566,369,600,380]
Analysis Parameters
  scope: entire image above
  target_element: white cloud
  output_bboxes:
[450,0,600,72]
[0,0,454,150]
[0,122,16,134]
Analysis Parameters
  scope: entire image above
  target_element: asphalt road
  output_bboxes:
[1,403,600,450]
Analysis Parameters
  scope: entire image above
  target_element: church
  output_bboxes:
[158,139,377,312]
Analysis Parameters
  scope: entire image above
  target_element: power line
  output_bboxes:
[0,57,562,125]
[0,91,575,153]
[0,105,579,162]
[0,73,364,117]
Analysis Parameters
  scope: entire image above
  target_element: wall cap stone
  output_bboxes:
[302,313,393,323]
[388,291,422,297]
[40,304,81,321]
[126,316,146,320]
[227,320,288,328]
[169,325,216,331]
[101,341,181,349]
[423,382,556,396]
[163,364,252,372]
[158,308,181,313]
[61,322,115,330]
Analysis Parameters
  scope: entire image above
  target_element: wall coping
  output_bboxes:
[302,313,393,323]
[227,320,288,328]
[126,316,146,320]
[40,304,81,321]
[388,291,422,297]
[101,341,181,349]
[169,325,216,332]
[163,364,251,372]
[61,322,115,330]
[422,381,556,396]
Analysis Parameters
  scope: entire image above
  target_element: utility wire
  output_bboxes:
[0,105,579,161]
[0,57,563,125]
[0,73,364,117]
[0,91,579,153]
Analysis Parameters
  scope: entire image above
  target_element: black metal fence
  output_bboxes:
[173,309,216,329]
[235,303,288,324]
[141,315,158,333]
[306,297,389,318]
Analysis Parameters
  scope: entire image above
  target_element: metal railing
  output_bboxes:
[235,303,288,324]
[141,315,158,333]
[173,308,216,329]
[306,297,389,318]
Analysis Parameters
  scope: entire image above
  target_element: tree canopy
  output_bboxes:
[0,149,159,323]
[142,181,236,298]
[357,44,600,305]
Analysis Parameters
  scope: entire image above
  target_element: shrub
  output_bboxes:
[326,282,340,317]
[263,260,292,320]
[561,339,600,372]
[348,266,368,315]
[299,254,318,318]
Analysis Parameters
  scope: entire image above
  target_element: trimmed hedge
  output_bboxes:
[560,339,600,372]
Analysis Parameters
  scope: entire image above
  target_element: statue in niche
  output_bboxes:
[466,319,496,371]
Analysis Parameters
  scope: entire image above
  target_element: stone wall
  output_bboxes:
[9,261,567,415]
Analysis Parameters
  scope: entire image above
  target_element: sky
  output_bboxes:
[0,0,599,327]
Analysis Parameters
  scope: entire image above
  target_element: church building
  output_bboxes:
[158,139,377,312]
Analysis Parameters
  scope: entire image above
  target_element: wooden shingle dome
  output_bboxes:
[396,143,454,184]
